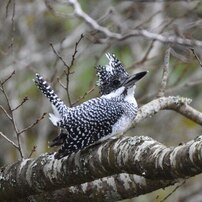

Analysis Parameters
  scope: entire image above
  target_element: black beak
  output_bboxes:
[122,71,148,87]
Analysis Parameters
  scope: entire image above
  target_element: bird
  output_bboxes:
[34,53,147,159]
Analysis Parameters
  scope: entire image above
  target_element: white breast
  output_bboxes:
[111,114,132,135]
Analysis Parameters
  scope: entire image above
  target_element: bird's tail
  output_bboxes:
[34,73,68,120]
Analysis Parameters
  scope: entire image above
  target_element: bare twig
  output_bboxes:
[131,19,175,67]
[68,0,202,47]
[69,33,84,68]
[50,42,72,105]
[157,47,170,97]
[5,0,12,18]
[51,38,67,80]
[0,72,23,158]
[28,146,37,158]
[0,70,15,86]
[0,105,12,120]
[65,34,84,107]
[11,96,28,112]
[170,48,190,63]
[159,180,186,202]
[135,10,162,29]
[50,43,70,69]
[191,48,202,68]
[0,131,19,149]
[56,77,66,90]
[139,77,202,102]
[68,0,120,38]
[11,0,15,44]
[50,34,84,107]
[0,72,46,158]
[18,112,47,135]
[166,79,202,95]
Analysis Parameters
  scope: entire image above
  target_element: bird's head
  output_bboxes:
[96,53,147,97]
[96,53,129,95]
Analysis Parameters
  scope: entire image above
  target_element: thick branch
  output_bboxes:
[22,174,178,202]
[1,134,202,201]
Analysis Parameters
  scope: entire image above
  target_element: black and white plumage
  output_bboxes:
[96,53,129,95]
[34,53,147,159]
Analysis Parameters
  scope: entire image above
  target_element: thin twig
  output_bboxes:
[50,36,84,107]
[139,78,202,103]
[51,38,66,81]
[5,0,12,18]
[65,73,72,107]
[131,19,175,67]
[0,131,19,149]
[50,43,70,69]
[69,33,84,68]
[65,34,84,107]
[135,10,162,29]
[157,47,171,97]
[159,180,186,202]
[190,48,202,68]
[68,0,202,47]
[0,70,15,86]
[57,77,66,90]
[50,43,72,106]
[0,105,12,120]
[28,146,37,158]
[0,74,23,157]
[11,96,28,112]
[18,112,47,135]
[0,75,23,157]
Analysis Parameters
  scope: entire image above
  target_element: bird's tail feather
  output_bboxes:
[34,73,68,117]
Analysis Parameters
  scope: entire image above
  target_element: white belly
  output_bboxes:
[96,113,134,144]
[111,114,132,136]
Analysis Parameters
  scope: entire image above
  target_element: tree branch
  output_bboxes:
[135,96,193,123]
[136,96,202,126]
[1,133,202,201]
[157,47,170,97]
[68,0,202,47]
[21,174,178,202]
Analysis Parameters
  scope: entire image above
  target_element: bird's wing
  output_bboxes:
[51,98,129,159]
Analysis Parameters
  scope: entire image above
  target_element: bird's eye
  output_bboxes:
[112,79,120,86]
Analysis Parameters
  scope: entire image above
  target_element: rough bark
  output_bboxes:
[22,174,178,202]
[1,135,202,201]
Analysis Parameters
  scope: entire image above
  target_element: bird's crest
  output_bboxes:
[96,53,129,95]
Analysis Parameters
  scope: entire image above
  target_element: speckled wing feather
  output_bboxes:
[51,97,128,159]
